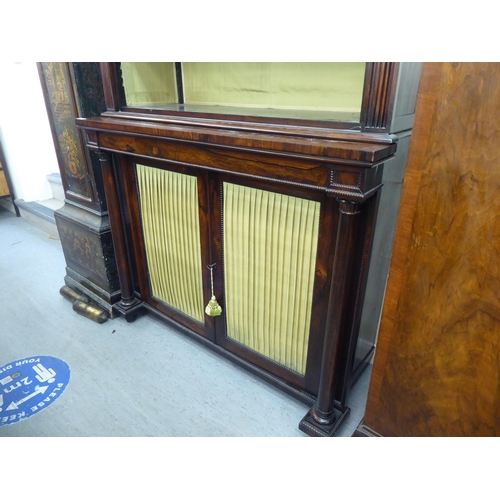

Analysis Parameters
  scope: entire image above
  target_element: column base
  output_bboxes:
[299,406,351,437]
[113,300,144,323]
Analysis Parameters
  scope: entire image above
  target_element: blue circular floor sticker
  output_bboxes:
[0,356,70,426]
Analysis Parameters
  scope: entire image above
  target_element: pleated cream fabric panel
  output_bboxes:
[121,63,178,107]
[136,164,204,323]
[182,63,365,113]
[223,183,320,375]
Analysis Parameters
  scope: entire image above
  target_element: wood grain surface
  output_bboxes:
[363,62,500,436]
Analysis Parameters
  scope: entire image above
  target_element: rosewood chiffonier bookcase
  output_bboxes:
[76,62,421,436]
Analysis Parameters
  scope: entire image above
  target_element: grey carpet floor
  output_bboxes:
[0,206,371,437]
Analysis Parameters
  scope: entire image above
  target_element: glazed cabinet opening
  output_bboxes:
[117,62,367,125]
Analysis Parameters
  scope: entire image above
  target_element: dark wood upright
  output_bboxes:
[38,62,120,316]
[76,62,421,435]
[355,62,500,437]
[0,138,20,216]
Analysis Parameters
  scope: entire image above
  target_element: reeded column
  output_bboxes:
[99,152,140,317]
[300,199,361,436]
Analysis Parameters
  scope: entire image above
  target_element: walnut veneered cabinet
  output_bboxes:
[76,62,422,436]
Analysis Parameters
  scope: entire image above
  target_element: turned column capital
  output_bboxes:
[337,199,362,215]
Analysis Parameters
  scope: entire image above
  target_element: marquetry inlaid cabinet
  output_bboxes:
[38,63,120,316]
[76,62,421,436]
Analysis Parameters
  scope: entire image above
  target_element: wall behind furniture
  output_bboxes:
[358,62,500,437]
[0,62,57,203]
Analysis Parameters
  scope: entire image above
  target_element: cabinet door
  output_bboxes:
[133,161,211,338]
[212,174,330,392]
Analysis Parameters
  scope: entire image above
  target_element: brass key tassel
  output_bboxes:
[205,264,222,317]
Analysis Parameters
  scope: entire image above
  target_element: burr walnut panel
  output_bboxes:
[363,62,500,437]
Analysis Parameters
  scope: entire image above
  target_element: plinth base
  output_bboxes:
[114,300,144,323]
[299,407,351,437]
